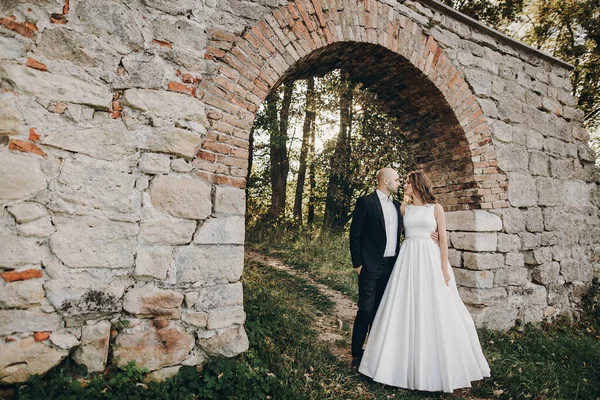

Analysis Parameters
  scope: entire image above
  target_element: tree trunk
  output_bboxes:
[323,74,354,231]
[266,83,294,220]
[293,77,316,223]
[307,111,316,226]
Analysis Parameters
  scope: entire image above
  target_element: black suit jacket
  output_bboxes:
[349,191,403,270]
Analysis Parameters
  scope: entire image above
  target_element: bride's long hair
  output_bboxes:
[404,171,437,205]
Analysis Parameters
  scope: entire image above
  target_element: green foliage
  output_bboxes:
[440,0,525,29]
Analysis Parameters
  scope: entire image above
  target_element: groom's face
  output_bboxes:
[387,172,401,194]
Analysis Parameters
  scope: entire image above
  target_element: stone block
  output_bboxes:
[50,329,81,350]
[520,232,541,250]
[448,248,462,267]
[214,185,246,216]
[524,208,544,232]
[73,320,111,373]
[123,286,184,318]
[40,120,138,162]
[193,216,245,244]
[0,279,44,308]
[491,208,524,233]
[0,310,62,336]
[0,338,68,384]
[497,233,521,253]
[145,127,204,159]
[195,282,244,310]
[0,99,25,136]
[458,287,507,306]
[76,0,144,52]
[149,175,211,220]
[207,306,246,330]
[53,156,140,220]
[174,245,244,284]
[0,63,111,109]
[140,153,171,174]
[507,173,537,207]
[494,267,528,286]
[45,277,125,317]
[532,261,560,284]
[0,151,47,202]
[135,247,172,280]
[139,218,196,245]
[182,310,208,328]
[198,325,249,358]
[0,233,40,268]
[533,247,553,264]
[529,151,549,176]
[453,268,494,288]
[562,181,591,208]
[497,144,528,172]
[561,259,588,282]
[536,177,563,206]
[115,320,194,371]
[122,89,208,126]
[505,252,525,267]
[17,217,56,238]
[445,210,502,232]
[50,216,137,268]
[450,232,497,252]
[114,51,170,90]
[7,202,48,223]
[469,304,517,331]
[462,252,504,270]
[550,158,574,179]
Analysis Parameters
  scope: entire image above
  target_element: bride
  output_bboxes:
[358,171,491,393]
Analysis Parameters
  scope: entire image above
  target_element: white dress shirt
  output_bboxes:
[376,189,399,257]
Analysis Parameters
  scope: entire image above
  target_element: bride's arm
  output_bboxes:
[434,204,450,285]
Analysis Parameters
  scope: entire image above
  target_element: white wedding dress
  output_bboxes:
[358,203,490,393]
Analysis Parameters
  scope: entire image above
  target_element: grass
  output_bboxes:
[248,225,360,302]
[247,225,600,400]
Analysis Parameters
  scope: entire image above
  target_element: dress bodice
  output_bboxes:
[403,204,437,239]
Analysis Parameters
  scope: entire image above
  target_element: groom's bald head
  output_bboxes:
[377,168,400,195]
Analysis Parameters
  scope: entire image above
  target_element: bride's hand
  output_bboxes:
[443,269,451,286]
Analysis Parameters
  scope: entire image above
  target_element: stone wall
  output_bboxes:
[0,0,598,384]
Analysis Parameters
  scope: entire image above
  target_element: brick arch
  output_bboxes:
[198,0,508,211]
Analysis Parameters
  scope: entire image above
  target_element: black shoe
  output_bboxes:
[351,357,362,369]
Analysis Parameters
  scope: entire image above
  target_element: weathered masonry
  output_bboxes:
[0,0,598,384]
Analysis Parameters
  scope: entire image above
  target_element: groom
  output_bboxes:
[349,168,438,368]
[349,168,402,368]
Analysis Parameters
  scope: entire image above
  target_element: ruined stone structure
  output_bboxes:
[0,0,598,384]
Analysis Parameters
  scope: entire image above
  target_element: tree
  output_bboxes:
[265,83,294,221]
[323,72,355,231]
[293,77,316,223]
[440,0,524,30]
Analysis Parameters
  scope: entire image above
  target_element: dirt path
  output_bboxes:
[246,249,488,399]
[245,249,357,362]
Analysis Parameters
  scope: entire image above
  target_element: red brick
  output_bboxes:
[0,17,36,37]
[28,127,40,142]
[311,0,327,27]
[180,73,201,84]
[273,9,288,28]
[202,139,231,155]
[34,332,51,342]
[195,170,215,182]
[63,0,70,14]
[26,57,47,71]
[295,1,315,31]
[207,27,237,43]
[288,3,301,19]
[197,150,217,162]
[204,45,226,59]
[214,174,246,189]
[9,139,46,156]
[50,14,67,24]
[231,148,249,159]
[152,39,173,48]
[1,269,43,282]
[251,25,277,54]
[168,81,196,97]
[242,30,262,50]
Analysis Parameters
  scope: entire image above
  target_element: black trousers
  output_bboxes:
[351,256,396,359]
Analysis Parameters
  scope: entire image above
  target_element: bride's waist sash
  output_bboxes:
[404,233,433,240]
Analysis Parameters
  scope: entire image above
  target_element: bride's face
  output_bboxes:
[403,179,413,195]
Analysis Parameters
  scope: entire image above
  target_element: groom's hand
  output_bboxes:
[355,266,362,275]
[431,231,439,244]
